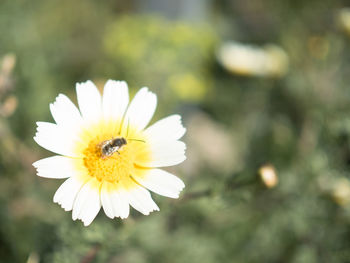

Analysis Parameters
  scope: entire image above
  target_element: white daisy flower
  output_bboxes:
[33,80,186,226]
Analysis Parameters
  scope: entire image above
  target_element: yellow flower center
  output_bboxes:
[74,120,150,188]
[83,136,135,183]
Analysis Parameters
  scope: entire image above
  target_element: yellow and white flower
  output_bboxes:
[33,80,186,226]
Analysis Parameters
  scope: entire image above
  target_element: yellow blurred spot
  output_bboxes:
[0,95,18,117]
[331,178,350,206]
[27,252,39,263]
[217,42,289,77]
[0,53,16,92]
[338,8,350,36]
[169,74,206,102]
[1,53,16,75]
[259,164,278,188]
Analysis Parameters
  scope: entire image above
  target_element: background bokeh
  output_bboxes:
[1,0,350,262]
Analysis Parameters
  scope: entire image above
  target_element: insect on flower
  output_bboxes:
[100,137,128,157]
[33,80,186,226]
[100,136,145,157]
[99,121,146,157]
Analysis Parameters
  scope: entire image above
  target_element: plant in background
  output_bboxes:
[33,80,186,226]
[103,15,217,103]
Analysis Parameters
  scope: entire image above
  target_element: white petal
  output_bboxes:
[33,156,77,179]
[102,80,129,121]
[33,121,81,157]
[111,189,130,219]
[125,184,159,215]
[53,176,86,211]
[101,182,115,219]
[72,178,101,226]
[135,140,186,167]
[76,80,102,122]
[132,168,185,198]
[49,94,83,130]
[101,181,131,219]
[122,87,157,132]
[143,114,186,142]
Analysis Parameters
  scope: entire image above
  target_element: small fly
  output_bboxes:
[100,137,127,157]
[100,119,144,158]
[100,137,145,158]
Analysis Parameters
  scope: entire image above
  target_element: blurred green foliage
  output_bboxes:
[1,0,350,263]
[103,15,216,102]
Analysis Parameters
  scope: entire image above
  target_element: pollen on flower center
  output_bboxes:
[83,137,135,183]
